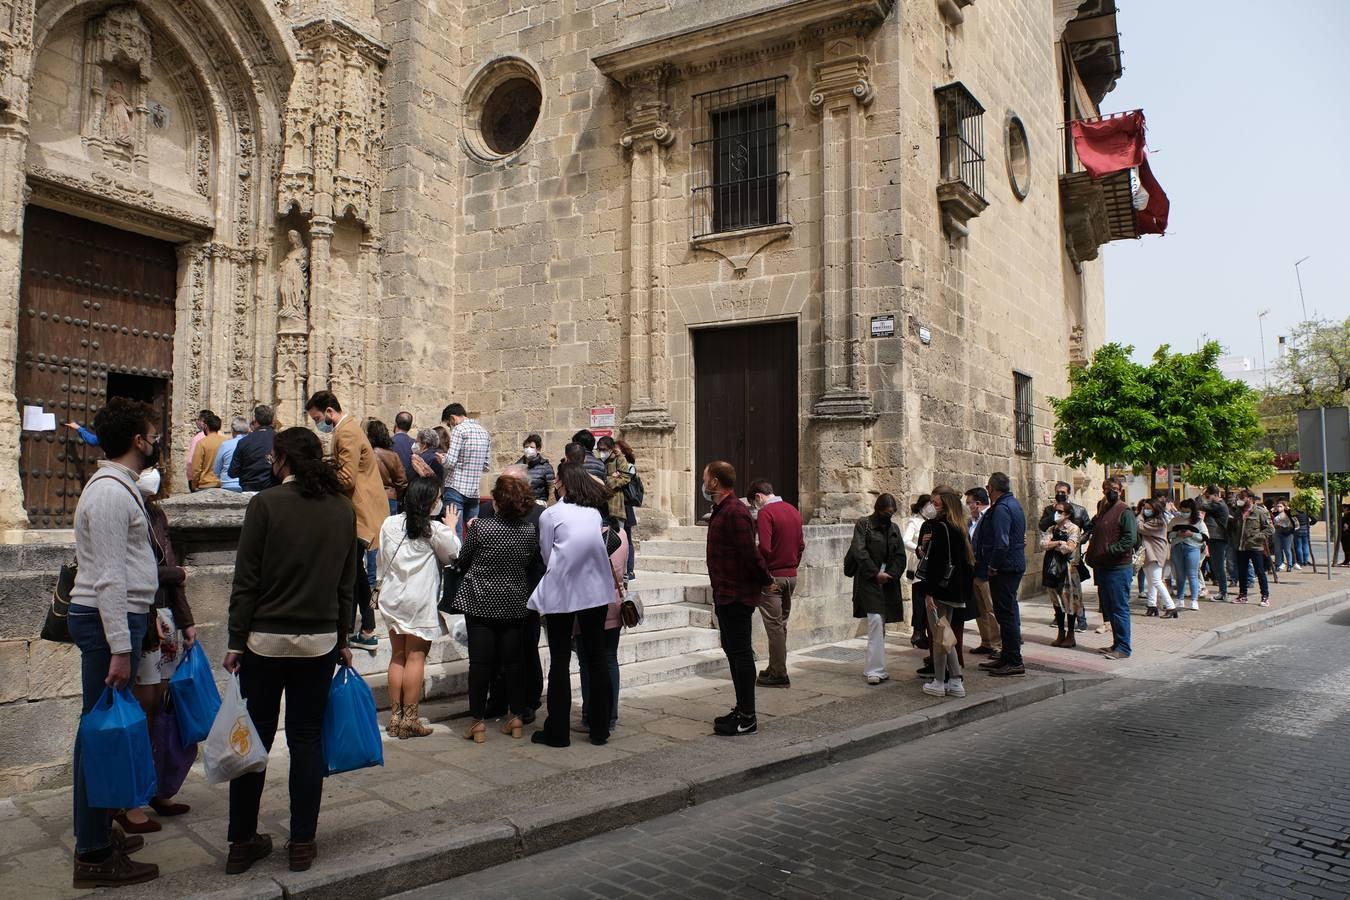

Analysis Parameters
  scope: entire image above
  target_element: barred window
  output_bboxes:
[1014,371,1034,457]
[935,81,986,200]
[691,77,789,238]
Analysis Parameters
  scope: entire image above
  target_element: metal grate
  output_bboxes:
[803,646,866,662]
[935,81,986,201]
[1014,371,1034,457]
[691,77,790,238]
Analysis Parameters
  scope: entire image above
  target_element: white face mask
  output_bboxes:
[524,447,538,460]
[430,500,444,518]
[138,468,161,497]
[599,451,611,461]
[920,502,937,520]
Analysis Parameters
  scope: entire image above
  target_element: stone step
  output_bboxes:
[661,525,709,542]
[359,625,725,708]
[639,539,706,558]
[0,543,76,574]
[641,554,709,575]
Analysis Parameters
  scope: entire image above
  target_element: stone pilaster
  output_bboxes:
[616,65,677,529]
[809,41,875,421]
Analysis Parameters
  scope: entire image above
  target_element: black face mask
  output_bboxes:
[1106,490,1120,504]
[140,436,161,469]
[1055,492,1068,503]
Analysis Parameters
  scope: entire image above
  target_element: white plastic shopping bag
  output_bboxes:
[203,674,268,784]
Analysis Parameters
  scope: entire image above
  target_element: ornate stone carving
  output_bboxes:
[91,6,152,79]
[26,166,213,235]
[83,6,154,172]
[278,229,309,321]
[0,0,37,124]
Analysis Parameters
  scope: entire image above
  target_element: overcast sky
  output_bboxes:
[1102,0,1349,370]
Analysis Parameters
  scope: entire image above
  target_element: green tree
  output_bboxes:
[1182,448,1277,490]
[1051,342,1263,494]
[1274,315,1350,407]
[1291,487,1324,520]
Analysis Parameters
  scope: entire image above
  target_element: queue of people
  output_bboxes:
[64,389,1329,887]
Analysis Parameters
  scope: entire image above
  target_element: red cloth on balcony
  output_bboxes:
[1070,112,1146,178]
[1135,158,1169,235]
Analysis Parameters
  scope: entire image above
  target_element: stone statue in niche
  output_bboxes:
[103,80,134,145]
[278,230,309,321]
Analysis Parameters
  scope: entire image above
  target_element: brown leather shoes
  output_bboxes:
[73,848,159,889]
[225,832,273,875]
[288,839,318,872]
[110,825,144,856]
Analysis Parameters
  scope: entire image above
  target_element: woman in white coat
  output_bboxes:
[378,476,460,738]
[530,461,619,747]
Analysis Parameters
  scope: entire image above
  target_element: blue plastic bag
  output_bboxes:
[169,641,221,746]
[321,665,383,776]
[78,686,157,810]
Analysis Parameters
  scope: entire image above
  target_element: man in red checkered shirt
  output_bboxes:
[703,460,776,736]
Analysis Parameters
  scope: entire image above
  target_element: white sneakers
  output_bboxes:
[922,679,966,698]
[866,674,889,686]
[1188,600,1200,611]
[1294,564,1303,571]
[1277,564,1287,572]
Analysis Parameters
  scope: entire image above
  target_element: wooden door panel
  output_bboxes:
[693,321,798,520]
[16,206,177,527]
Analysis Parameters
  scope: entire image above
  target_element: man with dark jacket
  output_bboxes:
[391,411,416,488]
[1198,486,1232,600]
[704,460,775,736]
[1086,477,1138,659]
[1037,480,1091,532]
[973,471,1027,677]
[571,429,608,481]
[229,405,277,493]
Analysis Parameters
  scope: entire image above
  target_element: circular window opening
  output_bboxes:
[1006,115,1031,201]
[465,58,543,163]
[482,78,541,155]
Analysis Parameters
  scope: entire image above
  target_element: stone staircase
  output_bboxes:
[637,525,710,576]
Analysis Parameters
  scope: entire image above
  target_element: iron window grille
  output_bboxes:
[935,81,986,201]
[1014,371,1034,457]
[691,77,790,239]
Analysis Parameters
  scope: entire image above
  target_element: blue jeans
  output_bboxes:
[576,626,621,728]
[69,604,150,856]
[1207,538,1229,598]
[1273,532,1295,569]
[444,487,480,541]
[988,573,1024,668]
[1097,565,1133,656]
[1171,543,1203,601]
[1295,533,1311,565]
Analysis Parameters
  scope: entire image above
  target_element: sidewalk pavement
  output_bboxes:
[5,565,1347,899]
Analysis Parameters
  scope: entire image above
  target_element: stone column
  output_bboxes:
[618,65,677,530]
[809,46,875,419]
[808,41,876,522]
[0,125,31,528]
[306,215,334,392]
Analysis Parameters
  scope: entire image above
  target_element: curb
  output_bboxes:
[1183,584,1350,656]
[191,672,1111,899]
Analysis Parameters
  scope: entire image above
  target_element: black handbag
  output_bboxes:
[915,523,955,589]
[40,560,79,643]
[438,558,467,615]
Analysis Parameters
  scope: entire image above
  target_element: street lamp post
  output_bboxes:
[1294,255,1311,322]
[1257,307,1271,388]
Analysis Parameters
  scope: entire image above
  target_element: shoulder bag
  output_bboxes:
[914,522,955,589]
[40,474,146,643]
[622,465,644,508]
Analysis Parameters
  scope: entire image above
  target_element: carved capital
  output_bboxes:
[809,53,874,112]
[618,64,675,152]
[621,404,677,433]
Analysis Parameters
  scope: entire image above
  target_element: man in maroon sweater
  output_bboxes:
[748,480,805,688]
[704,461,775,736]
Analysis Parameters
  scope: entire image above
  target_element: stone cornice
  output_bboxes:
[810,53,874,110]
[593,0,895,84]
[293,15,389,64]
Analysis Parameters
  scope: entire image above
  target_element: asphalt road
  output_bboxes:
[400,604,1350,899]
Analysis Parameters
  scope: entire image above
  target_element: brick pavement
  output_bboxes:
[3,566,1345,897]
[411,603,1350,900]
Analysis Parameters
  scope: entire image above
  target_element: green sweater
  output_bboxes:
[228,482,357,653]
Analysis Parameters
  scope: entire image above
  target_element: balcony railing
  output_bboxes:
[1058,112,1141,266]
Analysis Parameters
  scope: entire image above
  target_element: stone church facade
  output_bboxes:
[0,0,1134,532]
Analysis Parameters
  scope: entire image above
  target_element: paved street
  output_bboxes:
[403,604,1350,900]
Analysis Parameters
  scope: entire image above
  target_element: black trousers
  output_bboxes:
[486,610,542,716]
[467,614,527,720]
[715,601,756,716]
[542,606,610,744]
[353,538,375,634]
[228,649,335,844]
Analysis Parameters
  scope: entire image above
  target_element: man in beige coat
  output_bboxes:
[306,390,388,650]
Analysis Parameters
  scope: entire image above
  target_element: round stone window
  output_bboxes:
[465,59,542,162]
[1005,115,1031,201]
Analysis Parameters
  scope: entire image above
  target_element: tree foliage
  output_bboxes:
[1293,470,1350,502]
[1291,487,1324,519]
[1051,341,1263,491]
[1273,315,1350,408]
[1182,448,1277,491]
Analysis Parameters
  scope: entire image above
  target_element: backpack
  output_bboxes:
[622,466,644,508]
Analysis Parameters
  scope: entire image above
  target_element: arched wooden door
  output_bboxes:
[16,206,177,527]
